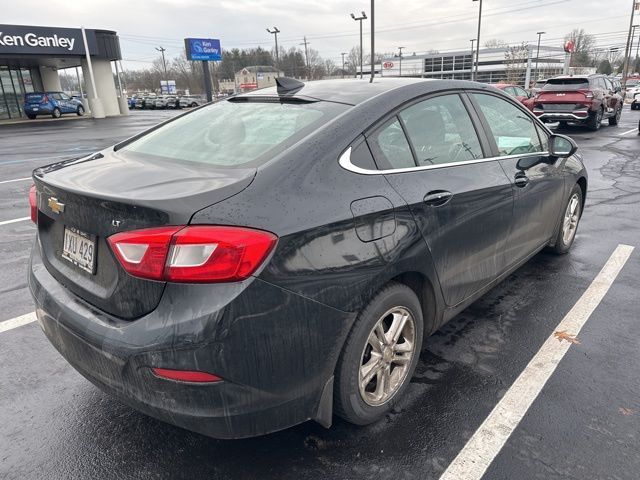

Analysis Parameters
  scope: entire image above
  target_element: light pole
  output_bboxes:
[266,27,280,74]
[156,46,167,88]
[351,11,367,79]
[370,0,375,83]
[470,39,476,80]
[341,52,347,78]
[397,46,405,77]
[621,0,637,90]
[535,31,545,81]
[472,0,483,82]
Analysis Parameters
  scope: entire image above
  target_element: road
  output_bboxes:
[0,108,639,480]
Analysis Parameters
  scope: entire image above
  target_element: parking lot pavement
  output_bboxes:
[0,109,639,480]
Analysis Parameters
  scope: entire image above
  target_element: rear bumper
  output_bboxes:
[534,111,590,122]
[29,241,354,439]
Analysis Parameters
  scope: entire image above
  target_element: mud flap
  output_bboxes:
[314,376,334,428]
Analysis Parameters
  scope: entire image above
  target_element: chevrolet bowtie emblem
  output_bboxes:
[47,197,65,214]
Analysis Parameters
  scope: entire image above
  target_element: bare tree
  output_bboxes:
[504,43,529,85]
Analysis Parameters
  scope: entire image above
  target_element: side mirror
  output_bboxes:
[549,134,578,158]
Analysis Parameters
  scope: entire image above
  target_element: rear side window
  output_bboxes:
[119,100,348,167]
[399,94,483,166]
[368,117,416,169]
[543,78,589,91]
[472,93,542,156]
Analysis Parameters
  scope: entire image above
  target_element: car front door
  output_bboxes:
[370,93,515,307]
[469,91,566,267]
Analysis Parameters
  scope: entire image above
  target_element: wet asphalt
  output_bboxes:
[0,108,639,480]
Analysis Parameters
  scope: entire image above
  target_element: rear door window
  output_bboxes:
[398,94,484,166]
[472,93,543,156]
[368,117,416,169]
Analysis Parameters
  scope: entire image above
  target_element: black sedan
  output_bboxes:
[28,77,587,439]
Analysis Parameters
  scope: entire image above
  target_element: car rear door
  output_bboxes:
[468,91,565,267]
[370,92,515,307]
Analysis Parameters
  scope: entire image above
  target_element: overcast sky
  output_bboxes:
[4,0,637,69]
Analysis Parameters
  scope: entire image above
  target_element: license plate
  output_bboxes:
[32,107,38,110]
[62,227,96,274]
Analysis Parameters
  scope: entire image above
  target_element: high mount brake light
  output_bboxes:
[108,225,277,283]
[29,185,38,224]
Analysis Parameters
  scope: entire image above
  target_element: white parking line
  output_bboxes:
[0,312,37,334]
[618,128,638,136]
[0,217,30,226]
[0,177,30,184]
[440,244,634,480]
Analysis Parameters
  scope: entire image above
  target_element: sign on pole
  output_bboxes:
[184,38,222,61]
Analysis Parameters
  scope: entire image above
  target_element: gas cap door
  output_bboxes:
[350,196,396,242]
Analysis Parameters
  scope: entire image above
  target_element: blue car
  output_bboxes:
[24,91,85,119]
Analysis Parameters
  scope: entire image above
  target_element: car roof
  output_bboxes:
[236,77,434,105]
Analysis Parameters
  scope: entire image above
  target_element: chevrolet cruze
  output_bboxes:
[29,78,587,438]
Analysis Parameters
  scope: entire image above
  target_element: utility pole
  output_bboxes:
[631,24,639,73]
[341,52,347,78]
[470,39,476,80]
[156,46,168,91]
[300,36,310,80]
[397,46,405,77]
[535,31,545,82]
[472,0,483,82]
[266,27,280,76]
[622,0,637,90]
[351,11,367,79]
[370,0,375,82]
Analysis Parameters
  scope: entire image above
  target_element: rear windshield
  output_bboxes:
[543,78,589,91]
[627,79,639,87]
[25,93,44,102]
[119,99,348,167]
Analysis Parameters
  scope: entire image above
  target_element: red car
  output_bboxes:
[532,75,623,131]
[491,84,535,110]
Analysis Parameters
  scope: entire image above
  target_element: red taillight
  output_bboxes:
[151,368,222,383]
[29,185,38,223]
[41,95,49,104]
[108,225,277,283]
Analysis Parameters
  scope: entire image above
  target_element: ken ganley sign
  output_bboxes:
[0,24,97,56]
[184,38,222,61]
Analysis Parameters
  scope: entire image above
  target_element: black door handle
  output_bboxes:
[514,174,529,188]
[424,190,453,206]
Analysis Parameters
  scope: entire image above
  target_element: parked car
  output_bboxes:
[625,79,640,102]
[179,95,204,108]
[491,83,535,110]
[29,77,587,439]
[155,95,178,109]
[23,91,85,119]
[135,94,157,109]
[631,92,640,110]
[533,74,623,130]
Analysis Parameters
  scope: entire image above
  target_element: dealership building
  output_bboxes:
[362,45,568,86]
[0,24,126,120]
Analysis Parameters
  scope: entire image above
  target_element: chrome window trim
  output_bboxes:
[339,147,550,175]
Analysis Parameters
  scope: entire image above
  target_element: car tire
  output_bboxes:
[27,114,36,120]
[52,108,61,119]
[76,105,84,116]
[586,107,603,131]
[334,283,423,425]
[608,105,622,126]
[190,102,198,108]
[558,121,568,129]
[549,184,583,255]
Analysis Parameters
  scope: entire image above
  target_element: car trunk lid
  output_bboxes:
[33,149,256,319]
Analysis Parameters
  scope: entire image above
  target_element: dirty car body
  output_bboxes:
[29,78,587,439]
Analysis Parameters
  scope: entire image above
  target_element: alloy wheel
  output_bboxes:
[358,307,416,406]
[562,193,581,246]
